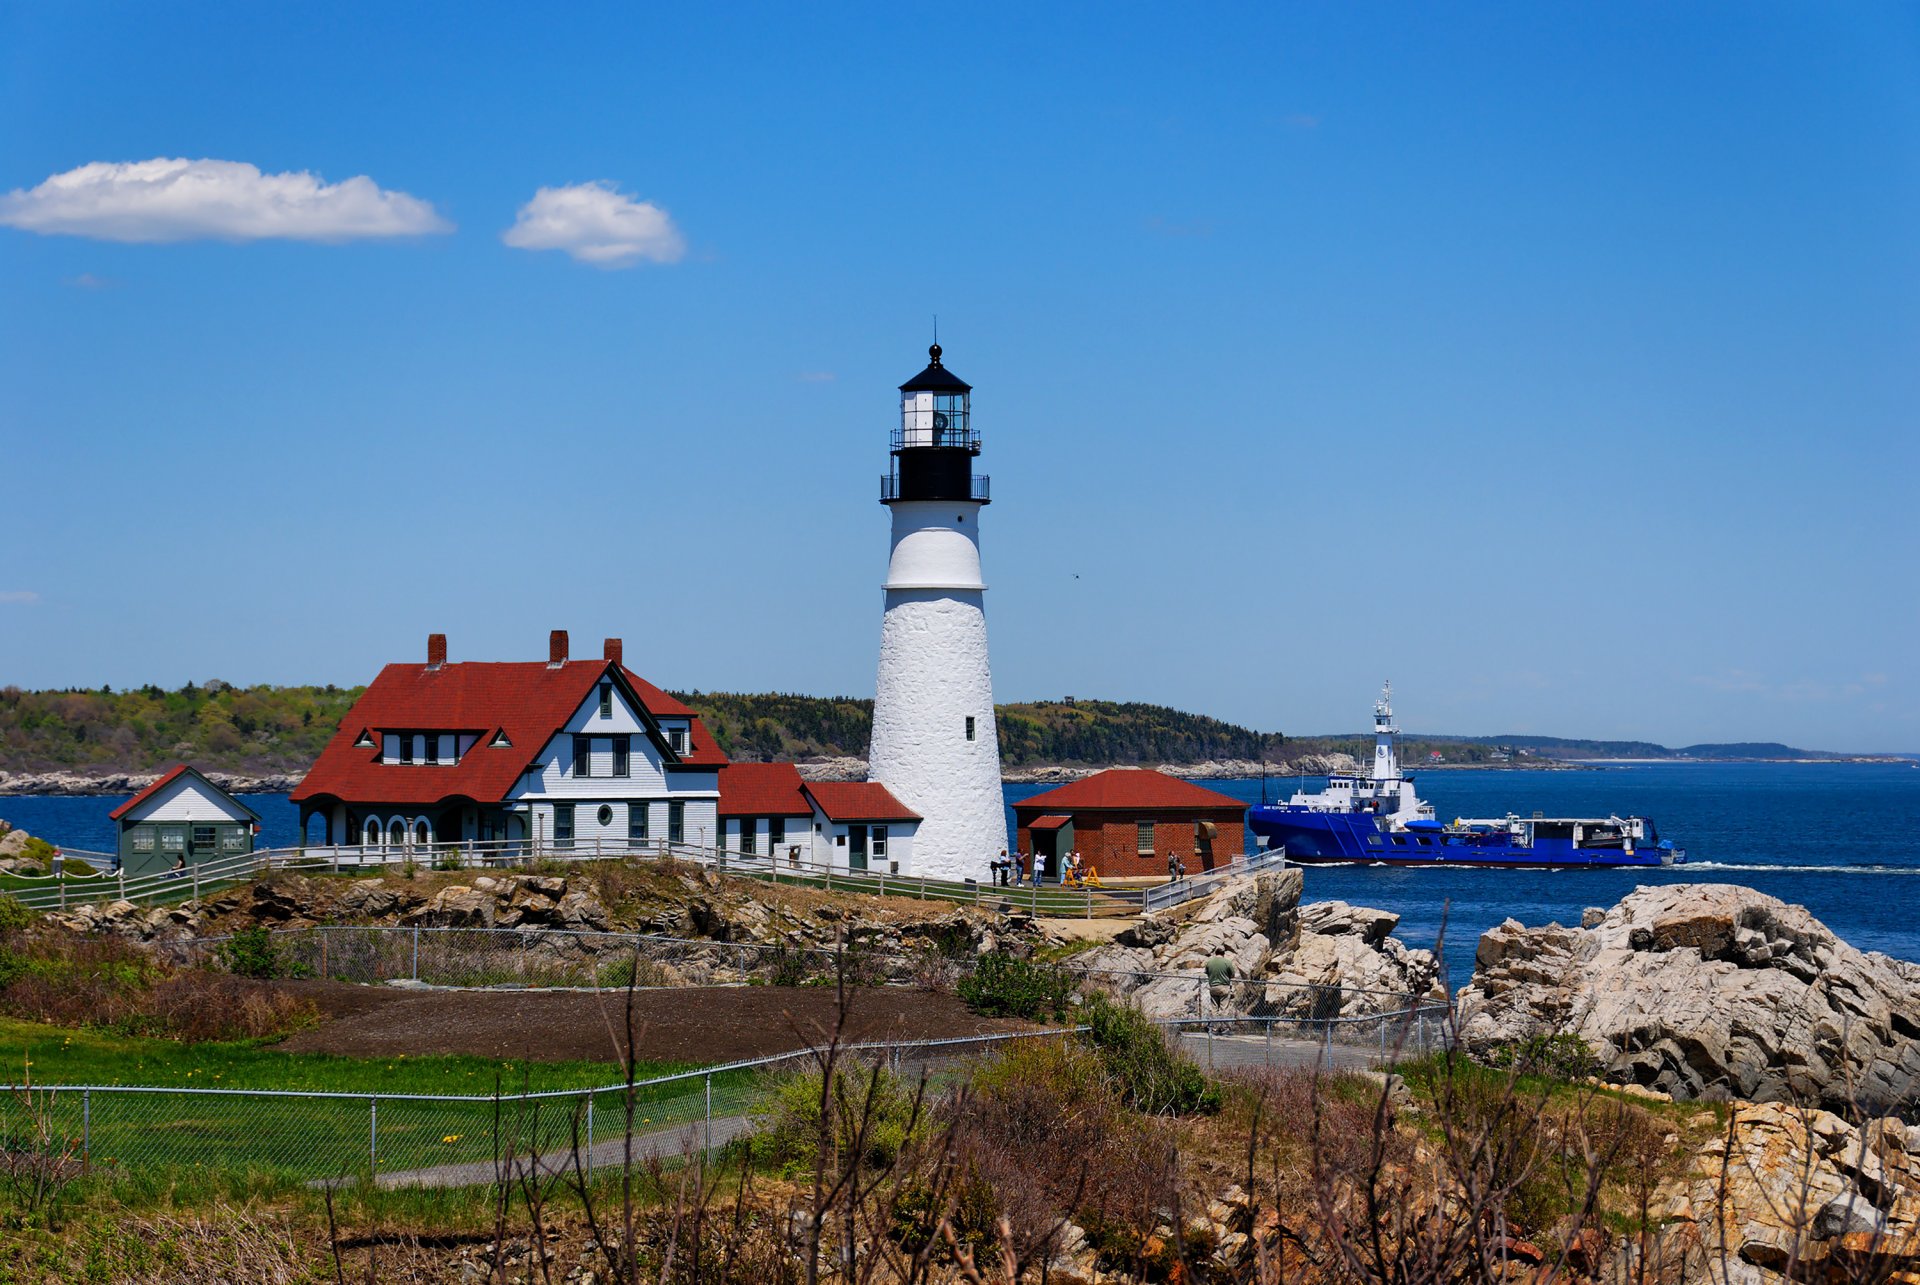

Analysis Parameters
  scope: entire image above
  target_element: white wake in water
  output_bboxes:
[1664,862,1920,875]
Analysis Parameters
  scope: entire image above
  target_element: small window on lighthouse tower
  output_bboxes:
[965,716,976,742]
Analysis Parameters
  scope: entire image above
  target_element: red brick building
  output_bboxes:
[1012,769,1247,880]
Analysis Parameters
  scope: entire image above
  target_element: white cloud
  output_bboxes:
[501,181,685,268]
[0,591,40,605]
[0,158,452,243]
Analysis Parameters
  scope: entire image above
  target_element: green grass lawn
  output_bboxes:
[0,1016,681,1093]
[0,1017,763,1185]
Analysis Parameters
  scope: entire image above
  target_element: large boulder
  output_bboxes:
[1079,869,1444,1020]
[1457,884,1920,1114]
[1633,1103,1920,1285]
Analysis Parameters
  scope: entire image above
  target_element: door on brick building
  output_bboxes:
[1198,821,1217,871]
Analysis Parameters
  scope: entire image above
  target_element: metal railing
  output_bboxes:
[1140,846,1291,913]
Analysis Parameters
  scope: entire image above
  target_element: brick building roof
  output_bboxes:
[1013,768,1246,813]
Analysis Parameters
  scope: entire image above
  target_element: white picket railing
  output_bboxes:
[0,836,1155,918]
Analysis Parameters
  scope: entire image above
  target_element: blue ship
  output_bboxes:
[1248,683,1684,870]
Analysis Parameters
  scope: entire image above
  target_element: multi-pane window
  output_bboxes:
[629,803,649,844]
[769,816,785,847]
[162,831,185,852]
[192,826,215,851]
[1136,821,1156,855]
[965,716,976,742]
[573,735,590,778]
[553,803,575,849]
[668,801,685,844]
[872,826,888,858]
[599,682,613,719]
[612,735,630,778]
[222,831,245,850]
[741,820,758,856]
[131,830,155,853]
[667,727,687,755]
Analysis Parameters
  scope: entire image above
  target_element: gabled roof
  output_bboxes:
[1013,768,1247,813]
[803,781,921,823]
[719,762,812,817]
[292,658,726,806]
[110,764,262,823]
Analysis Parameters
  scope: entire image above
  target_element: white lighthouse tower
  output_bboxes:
[867,343,1009,880]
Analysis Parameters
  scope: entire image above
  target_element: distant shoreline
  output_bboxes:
[2,755,1908,798]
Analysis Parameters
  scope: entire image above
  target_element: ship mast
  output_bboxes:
[1371,680,1399,783]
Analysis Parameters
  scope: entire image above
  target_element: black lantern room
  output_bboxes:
[883,344,990,505]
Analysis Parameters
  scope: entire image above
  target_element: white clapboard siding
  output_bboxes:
[125,774,253,825]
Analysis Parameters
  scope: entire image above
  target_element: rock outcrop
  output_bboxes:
[1636,1101,1920,1285]
[1078,869,1444,1019]
[43,864,1031,964]
[0,770,301,797]
[1458,883,1920,1113]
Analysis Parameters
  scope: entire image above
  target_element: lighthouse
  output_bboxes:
[867,343,1009,880]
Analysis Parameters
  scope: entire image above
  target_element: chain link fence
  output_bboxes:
[184,926,1452,1030]
[0,1014,1453,1192]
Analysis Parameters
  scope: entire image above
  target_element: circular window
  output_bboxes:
[597,805,614,827]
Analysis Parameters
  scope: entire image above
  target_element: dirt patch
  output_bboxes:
[272,980,1034,1064]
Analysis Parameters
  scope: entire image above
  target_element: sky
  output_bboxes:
[2,2,1916,752]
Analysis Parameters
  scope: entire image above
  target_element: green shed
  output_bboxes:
[110,765,260,875]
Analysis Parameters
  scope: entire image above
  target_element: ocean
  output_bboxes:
[7,761,1917,990]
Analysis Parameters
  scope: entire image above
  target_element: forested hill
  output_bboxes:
[672,694,1269,767]
[0,683,1855,779]
[0,683,366,776]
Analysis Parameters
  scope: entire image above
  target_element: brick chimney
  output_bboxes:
[603,637,623,667]
[427,633,447,669]
[548,630,569,667]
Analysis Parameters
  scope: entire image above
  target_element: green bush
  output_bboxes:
[954,952,1076,1022]
[743,1064,926,1176]
[1079,992,1220,1115]
[1485,1033,1601,1082]
[215,927,307,981]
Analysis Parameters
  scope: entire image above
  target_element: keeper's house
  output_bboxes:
[717,762,921,874]
[1012,768,1247,879]
[292,631,729,853]
[111,765,260,875]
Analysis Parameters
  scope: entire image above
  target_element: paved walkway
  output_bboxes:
[368,1113,759,1189]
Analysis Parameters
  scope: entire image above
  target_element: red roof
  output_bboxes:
[1026,814,1073,831]
[1013,769,1247,814]
[803,781,921,823]
[719,762,812,817]
[110,764,260,823]
[292,658,727,806]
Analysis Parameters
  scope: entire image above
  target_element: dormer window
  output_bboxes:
[667,727,688,755]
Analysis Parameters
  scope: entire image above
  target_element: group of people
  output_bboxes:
[989,848,1096,888]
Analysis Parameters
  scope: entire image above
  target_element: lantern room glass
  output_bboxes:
[895,390,974,450]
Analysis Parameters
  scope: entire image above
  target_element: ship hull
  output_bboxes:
[1249,807,1678,870]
